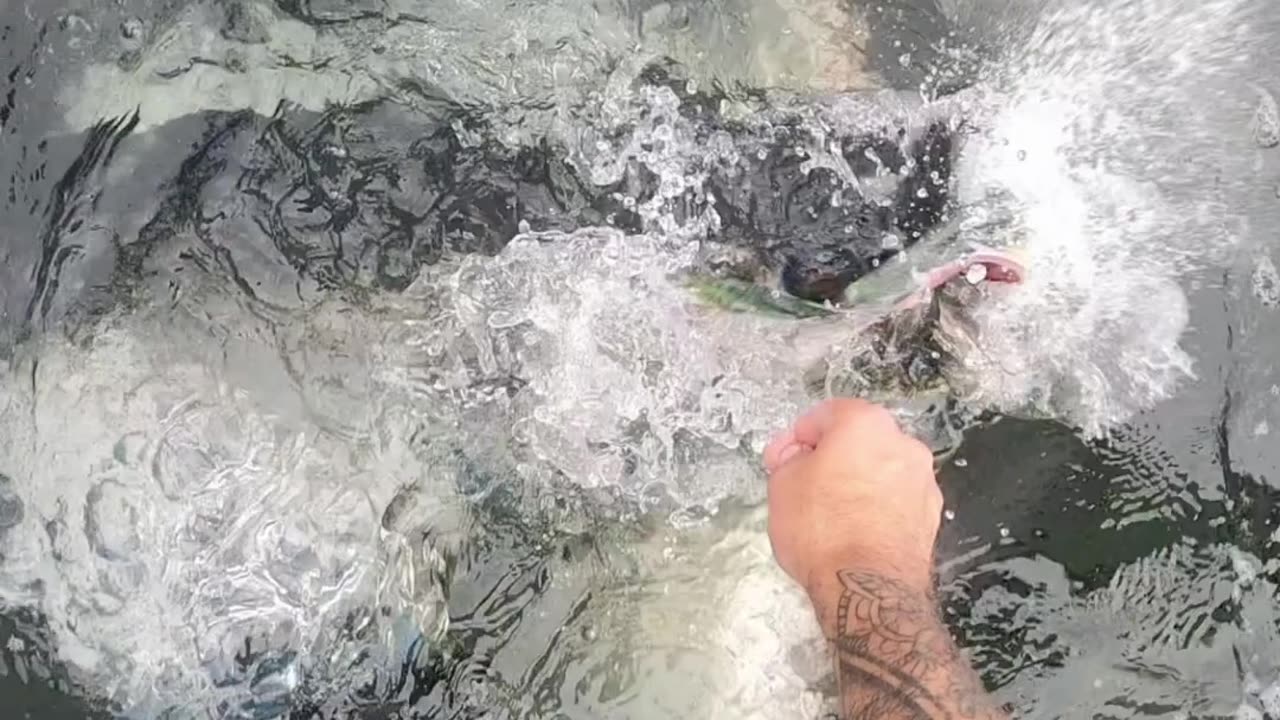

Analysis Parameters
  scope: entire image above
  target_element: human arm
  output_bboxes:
[763,398,1007,719]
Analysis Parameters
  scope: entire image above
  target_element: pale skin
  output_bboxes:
[764,398,1008,720]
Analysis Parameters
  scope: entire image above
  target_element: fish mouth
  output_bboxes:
[686,243,1027,322]
[894,245,1027,310]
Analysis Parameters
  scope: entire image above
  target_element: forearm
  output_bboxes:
[809,568,1007,720]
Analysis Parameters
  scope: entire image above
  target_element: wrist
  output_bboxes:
[804,560,936,638]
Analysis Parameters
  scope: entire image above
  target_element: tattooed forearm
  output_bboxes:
[828,570,1006,720]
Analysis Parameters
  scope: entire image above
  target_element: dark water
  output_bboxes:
[4,0,1280,718]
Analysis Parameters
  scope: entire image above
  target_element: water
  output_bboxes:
[3,0,1280,718]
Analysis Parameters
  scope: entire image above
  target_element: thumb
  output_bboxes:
[763,429,814,475]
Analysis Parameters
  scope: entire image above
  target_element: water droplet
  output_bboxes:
[999,527,1010,538]
[916,187,928,199]
[944,509,956,521]
[954,458,968,467]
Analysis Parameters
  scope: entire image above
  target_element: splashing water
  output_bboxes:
[942,0,1259,434]
[0,0,1272,716]
[0,301,465,716]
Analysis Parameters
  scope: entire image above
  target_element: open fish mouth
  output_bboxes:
[687,243,1027,320]
[899,244,1027,307]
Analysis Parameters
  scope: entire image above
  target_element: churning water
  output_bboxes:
[2,0,1280,718]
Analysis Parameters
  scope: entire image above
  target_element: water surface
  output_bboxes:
[3,0,1280,718]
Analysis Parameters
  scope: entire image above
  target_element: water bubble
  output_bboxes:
[1253,255,1280,307]
[964,264,988,285]
[0,473,23,531]
[1252,87,1280,149]
[84,478,144,561]
[954,458,968,468]
[120,18,144,41]
[915,187,928,199]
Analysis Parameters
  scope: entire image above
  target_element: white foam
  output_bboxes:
[946,0,1257,434]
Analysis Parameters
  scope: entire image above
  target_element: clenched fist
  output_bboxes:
[763,398,944,624]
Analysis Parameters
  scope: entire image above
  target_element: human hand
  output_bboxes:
[763,398,943,621]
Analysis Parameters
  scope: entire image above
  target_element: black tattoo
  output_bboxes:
[831,570,1003,720]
